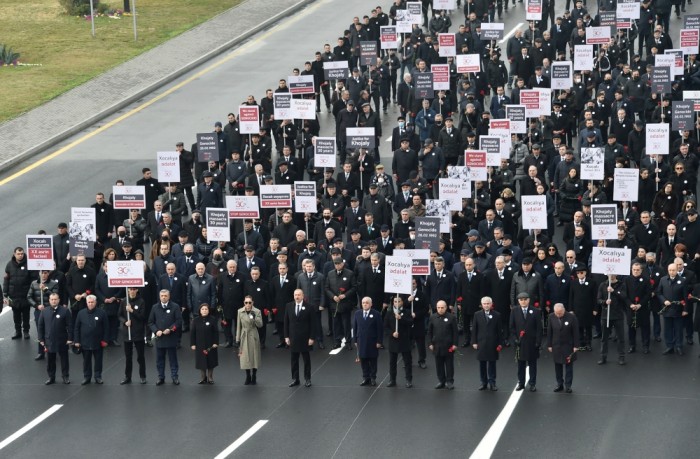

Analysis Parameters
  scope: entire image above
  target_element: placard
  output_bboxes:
[259,185,292,208]
[574,45,593,71]
[591,247,632,276]
[664,49,684,77]
[206,208,230,242]
[107,260,145,287]
[433,0,457,8]
[384,256,413,295]
[426,199,451,233]
[112,186,146,210]
[360,41,378,66]
[26,235,54,271]
[481,22,505,40]
[414,217,441,251]
[314,137,336,168]
[323,61,350,80]
[226,195,260,219]
[487,119,511,158]
[438,33,456,57]
[293,98,316,120]
[680,29,700,54]
[455,54,480,73]
[69,238,94,258]
[671,101,695,131]
[586,26,611,45]
[580,148,605,180]
[521,195,547,230]
[439,178,468,211]
[392,249,431,275]
[526,0,542,20]
[157,151,180,182]
[395,8,412,33]
[520,90,541,117]
[650,66,672,94]
[537,88,552,117]
[684,14,700,29]
[464,150,487,181]
[599,11,617,28]
[613,168,639,202]
[590,204,618,240]
[288,75,315,95]
[617,0,640,20]
[406,2,422,24]
[196,133,219,163]
[239,106,260,134]
[479,135,502,166]
[431,64,450,90]
[683,90,700,111]
[505,105,526,133]
[645,123,670,155]
[551,61,573,90]
[70,208,96,242]
[273,93,294,120]
[445,166,472,198]
[414,72,434,99]
[346,127,376,149]
[294,181,317,213]
[380,26,399,50]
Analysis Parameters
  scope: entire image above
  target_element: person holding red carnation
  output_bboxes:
[191,304,219,384]
[472,296,503,391]
[73,295,109,385]
[510,292,543,392]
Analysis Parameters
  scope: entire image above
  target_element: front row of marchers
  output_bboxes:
[35,285,579,392]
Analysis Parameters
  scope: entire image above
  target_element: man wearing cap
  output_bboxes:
[195,171,223,223]
[325,258,357,350]
[375,225,395,255]
[510,258,544,309]
[363,179,392,227]
[418,138,445,195]
[343,197,367,235]
[393,182,414,215]
[510,292,543,391]
[392,137,418,186]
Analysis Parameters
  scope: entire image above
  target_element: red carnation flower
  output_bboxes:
[85,290,91,295]
[545,300,551,306]
[519,330,525,338]
[221,319,228,326]
[100,340,108,348]
[689,294,693,299]
[650,279,655,286]
[534,301,540,308]
[202,349,209,356]
[339,287,346,293]
[272,308,278,315]
[496,345,503,352]
[263,308,269,316]
[43,345,48,353]
[457,296,463,303]
[635,297,640,303]
[170,325,177,332]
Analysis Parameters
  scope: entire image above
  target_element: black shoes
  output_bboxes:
[597,357,607,365]
[110,340,120,347]
[553,385,564,392]
[120,378,131,385]
[45,378,55,385]
[405,381,413,388]
[81,378,91,385]
[446,382,454,390]
[642,347,650,354]
[156,379,165,386]
[489,384,498,391]
[360,379,370,386]
[318,343,325,350]
[172,378,180,385]
[224,342,233,348]
[628,347,636,354]
[35,353,45,361]
[662,348,674,355]
[289,380,300,387]
[478,384,487,391]
[618,357,626,365]
[11,333,21,340]
[370,379,376,386]
[529,385,536,392]
[435,382,446,389]
[676,348,684,356]
[515,383,524,391]
[62,377,70,384]
[304,380,312,387]
[418,361,427,369]
[275,342,286,349]
[95,378,103,384]
[387,380,397,387]
[140,378,147,384]
[565,387,573,393]
[23,332,30,339]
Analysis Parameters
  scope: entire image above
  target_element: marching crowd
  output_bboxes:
[3,1,700,393]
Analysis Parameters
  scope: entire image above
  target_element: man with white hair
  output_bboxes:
[547,304,579,393]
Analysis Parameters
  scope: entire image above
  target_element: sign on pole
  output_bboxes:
[684,14,700,29]
[586,26,611,45]
[380,26,399,49]
[551,61,573,90]
[395,8,413,33]
[426,199,451,233]
[107,260,145,287]
[346,127,376,149]
[505,105,526,133]
[683,90,700,111]
[464,151,487,181]
[526,0,542,20]
[259,185,292,208]
[323,61,349,80]
[455,54,480,73]
[26,235,54,271]
[613,168,640,202]
[294,181,317,213]
[414,217,441,251]
[239,106,260,133]
[112,186,146,209]
[591,247,632,276]
[646,123,670,155]
[481,22,505,40]
[432,64,450,90]
[617,0,641,19]
[590,204,618,240]
[414,73,434,98]
[288,75,315,95]
[360,41,378,66]
[574,45,593,71]
[273,93,294,120]
[384,256,414,295]
[157,151,180,182]
[479,135,502,166]
[196,133,219,163]
[650,66,672,94]
[226,196,260,219]
[520,90,541,117]
[392,249,431,275]
[70,208,96,242]
[664,49,684,76]
[580,148,605,180]
[680,29,700,54]
[487,119,511,158]
[521,195,547,230]
[314,137,336,168]
[206,208,230,242]
[671,101,695,130]
[439,178,469,211]
[292,99,316,120]
[438,33,456,56]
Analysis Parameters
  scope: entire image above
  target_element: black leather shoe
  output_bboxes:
[655,337,662,342]
[642,347,650,354]
[120,378,131,385]
[275,342,286,348]
[304,380,312,387]
[172,378,180,385]
[553,385,564,392]
[45,378,55,385]
[62,377,70,384]
[156,379,165,386]
[360,379,370,386]
[597,358,607,365]
[662,348,674,355]
[529,385,536,392]
[405,381,412,388]
[446,382,454,390]
[618,357,626,365]
[435,382,446,389]
[489,384,498,391]
[687,339,694,345]
[289,380,300,387]
[515,383,524,391]
[370,379,376,386]
[387,380,396,387]
[95,378,103,384]
[418,361,427,369]
[224,342,233,348]
[628,347,636,354]
[23,332,30,339]
[676,348,684,356]
[326,331,332,336]
[318,343,325,350]
[565,387,573,393]
[11,333,21,340]
[81,378,91,385]
[146,340,153,347]
[203,378,211,385]
[478,384,487,390]
[35,353,45,361]
[140,378,147,384]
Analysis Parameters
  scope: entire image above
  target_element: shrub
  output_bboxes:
[0,44,21,65]
[58,0,101,16]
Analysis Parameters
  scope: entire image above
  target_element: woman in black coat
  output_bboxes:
[190,303,219,384]
[652,182,679,233]
[558,167,583,224]
[637,168,656,213]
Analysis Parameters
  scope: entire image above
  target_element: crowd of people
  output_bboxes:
[3,1,700,393]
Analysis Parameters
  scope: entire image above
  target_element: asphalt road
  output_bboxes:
[0,1,699,458]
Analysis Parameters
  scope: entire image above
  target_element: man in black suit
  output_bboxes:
[547,303,579,393]
[424,256,456,314]
[457,257,483,347]
[325,258,358,350]
[353,297,383,386]
[145,200,164,244]
[284,289,316,387]
[336,162,360,206]
[343,197,366,235]
[374,225,395,255]
[271,263,296,348]
[482,256,515,340]
[38,293,73,385]
[510,292,543,392]
[428,300,459,389]
[393,181,414,214]
[472,296,503,391]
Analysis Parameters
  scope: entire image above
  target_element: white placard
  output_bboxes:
[613,168,640,202]
[395,9,413,33]
[392,249,431,275]
[239,106,260,134]
[586,27,611,45]
[590,204,618,240]
[437,33,456,57]
[519,90,541,118]
[479,135,503,166]
[505,105,526,134]
[259,185,293,208]
[384,256,414,295]
[521,195,548,230]
[617,0,641,19]
[464,151,487,181]
[580,148,605,180]
[591,247,632,276]
[664,49,685,77]
[439,178,468,211]
[574,45,594,71]
[107,260,145,287]
[406,2,422,23]
[314,137,336,168]
[294,181,317,213]
[112,185,146,210]
[646,123,670,155]
[684,90,700,111]
[445,166,472,198]
[526,0,543,20]
[550,61,573,90]
[537,88,552,116]
[455,54,480,73]
[293,98,316,120]
[26,235,54,271]
[426,199,452,233]
[70,207,96,242]
[431,64,451,90]
[680,29,700,55]
[380,26,400,50]
[287,75,315,95]
[206,208,230,242]
[433,0,456,8]
[226,195,259,219]
[157,151,180,183]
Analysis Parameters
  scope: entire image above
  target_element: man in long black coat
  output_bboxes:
[510,292,543,392]
[325,259,358,350]
[457,258,483,347]
[568,265,598,350]
[353,297,383,386]
[217,260,247,348]
[427,300,459,390]
[271,263,296,348]
[547,304,579,393]
[38,293,73,385]
[472,296,503,391]
[74,295,109,385]
[383,296,413,388]
[148,290,183,385]
[284,289,316,387]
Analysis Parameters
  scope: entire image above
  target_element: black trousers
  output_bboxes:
[82,348,104,379]
[554,362,573,388]
[388,351,412,382]
[12,305,30,333]
[333,310,352,345]
[124,340,146,379]
[412,333,426,363]
[628,308,651,348]
[360,357,378,380]
[517,359,538,385]
[601,318,626,358]
[47,349,69,378]
[463,313,474,345]
[579,325,593,347]
[291,351,311,381]
[435,354,454,384]
[479,360,497,385]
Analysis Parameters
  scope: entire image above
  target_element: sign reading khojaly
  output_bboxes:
[288,75,315,95]
[313,137,336,168]
[273,93,294,120]
[680,29,700,54]
[414,217,441,252]
[414,72,434,99]
[590,204,618,240]
[380,26,399,49]
[431,64,450,90]
[112,186,146,210]
[346,127,376,149]
[293,181,317,213]
[196,133,219,163]
[323,61,349,80]
[206,208,230,242]
[551,61,573,90]
[505,105,526,133]
[672,101,695,131]
[26,235,54,271]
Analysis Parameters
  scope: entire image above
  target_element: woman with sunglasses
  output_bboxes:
[674,199,697,229]
[670,160,696,204]
[236,295,263,385]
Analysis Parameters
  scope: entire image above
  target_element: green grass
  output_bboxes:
[0,0,242,123]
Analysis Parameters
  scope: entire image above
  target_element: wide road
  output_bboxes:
[0,1,698,457]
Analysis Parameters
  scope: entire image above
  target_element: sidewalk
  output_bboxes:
[0,0,315,172]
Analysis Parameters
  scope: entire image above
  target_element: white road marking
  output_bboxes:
[329,337,346,355]
[214,420,268,459]
[468,368,528,459]
[385,136,393,142]
[0,404,63,452]
[499,22,524,44]
[0,307,11,316]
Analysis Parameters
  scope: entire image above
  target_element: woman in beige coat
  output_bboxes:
[236,295,263,385]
